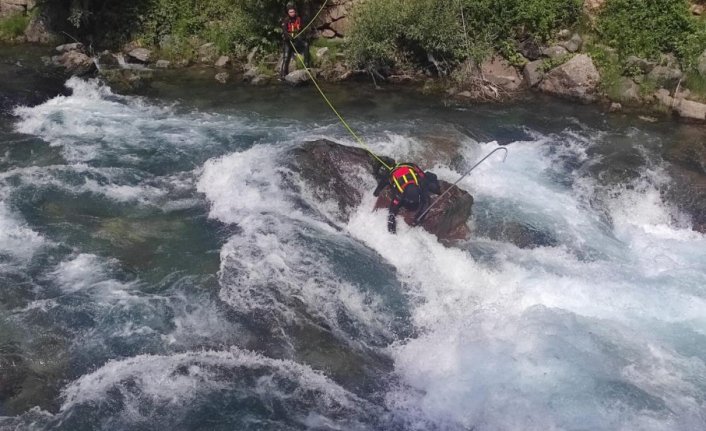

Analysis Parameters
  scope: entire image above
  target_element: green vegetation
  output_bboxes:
[347,0,583,69]
[139,0,325,58]
[0,12,30,41]
[596,0,706,70]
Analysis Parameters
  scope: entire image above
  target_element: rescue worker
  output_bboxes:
[280,2,311,79]
[373,162,441,234]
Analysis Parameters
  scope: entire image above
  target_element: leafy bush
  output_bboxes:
[596,0,706,69]
[0,12,30,41]
[140,0,325,56]
[347,0,583,70]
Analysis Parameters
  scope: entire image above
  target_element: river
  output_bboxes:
[1,46,705,431]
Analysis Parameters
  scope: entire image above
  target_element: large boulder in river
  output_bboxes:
[538,54,600,103]
[52,50,96,76]
[289,140,474,242]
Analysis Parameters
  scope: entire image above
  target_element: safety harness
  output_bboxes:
[391,164,423,193]
[287,16,302,37]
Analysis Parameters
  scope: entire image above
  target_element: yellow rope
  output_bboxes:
[288,39,393,171]
[292,0,329,41]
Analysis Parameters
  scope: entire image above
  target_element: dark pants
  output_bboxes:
[281,38,311,77]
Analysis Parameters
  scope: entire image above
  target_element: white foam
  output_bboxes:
[0,202,46,263]
[342,135,706,430]
[59,348,371,426]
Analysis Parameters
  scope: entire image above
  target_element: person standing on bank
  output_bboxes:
[280,2,312,79]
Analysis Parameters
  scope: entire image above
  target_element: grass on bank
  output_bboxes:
[0,13,29,41]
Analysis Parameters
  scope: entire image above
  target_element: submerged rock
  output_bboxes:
[289,139,474,242]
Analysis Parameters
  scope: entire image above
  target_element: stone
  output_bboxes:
[53,50,96,76]
[99,69,153,93]
[321,29,336,38]
[648,65,683,88]
[542,45,569,60]
[215,55,231,68]
[481,55,522,91]
[24,14,55,44]
[654,88,674,106]
[198,43,217,63]
[316,47,329,60]
[625,55,656,74]
[691,4,704,15]
[538,54,600,103]
[557,29,572,40]
[55,42,84,53]
[215,72,230,84]
[698,50,706,77]
[523,60,544,87]
[615,77,642,105]
[247,47,258,65]
[155,59,171,68]
[674,99,706,122]
[584,0,606,10]
[329,17,350,36]
[251,75,269,86]
[515,39,541,61]
[284,69,310,85]
[609,102,622,112]
[561,34,583,53]
[127,48,151,63]
[289,139,474,242]
[96,51,119,68]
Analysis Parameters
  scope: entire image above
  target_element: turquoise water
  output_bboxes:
[1,47,705,430]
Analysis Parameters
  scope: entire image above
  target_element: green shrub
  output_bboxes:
[596,0,706,69]
[346,0,583,70]
[0,12,30,41]
[140,0,325,57]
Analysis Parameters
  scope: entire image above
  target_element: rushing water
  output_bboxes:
[1,47,705,430]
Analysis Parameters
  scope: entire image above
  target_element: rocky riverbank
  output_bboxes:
[2,0,706,123]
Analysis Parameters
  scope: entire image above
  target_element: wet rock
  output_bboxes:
[538,54,600,103]
[523,60,544,87]
[674,99,706,122]
[215,55,231,68]
[560,34,583,53]
[648,65,683,88]
[481,55,522,91]
[155,59,171,69]
[485,221,558,249]
[55,42,83,53]
[663,134,706,233]
[127,47,151,63]
[215,72,229,84]
[289,139,474,242]
[96,50,119,69]
[100,69,152,93]
[284,69,310,86]
[609,102,622,112]
[542,45,569,60]
[52,50,96,76]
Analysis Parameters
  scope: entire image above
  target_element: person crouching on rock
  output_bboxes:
[280,2,311,79]
[373,162,441,234]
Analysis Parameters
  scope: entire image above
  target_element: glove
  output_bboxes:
[387,214,396,234]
